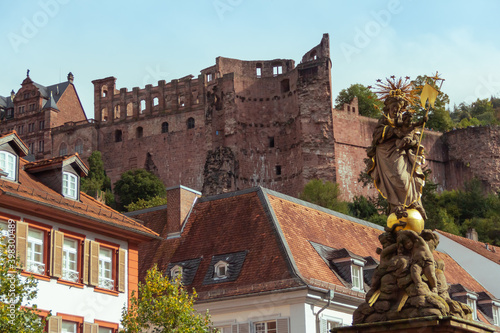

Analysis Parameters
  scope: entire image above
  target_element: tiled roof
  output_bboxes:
[0,158,158,239]
[437,230,500,265]
[137,186,497,305]
[24,154,88,176]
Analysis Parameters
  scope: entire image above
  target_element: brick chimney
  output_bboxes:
[466,228,478,241]
[164,185,201,238]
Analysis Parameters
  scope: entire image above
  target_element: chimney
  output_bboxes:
[67,72,74,83]
[466,228,478,242]
[164,185,201,238]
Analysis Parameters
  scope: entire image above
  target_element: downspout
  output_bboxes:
[316,289,334,333]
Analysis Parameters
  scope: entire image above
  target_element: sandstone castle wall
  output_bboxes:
[25,34,500,200]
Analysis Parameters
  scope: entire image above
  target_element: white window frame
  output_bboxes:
[62,172,78,200]
[170,265,182,281]
[214,261,228,279]
[27,228,45,275]
[98,328,113,333]
[61,320,77,333]
[351,264,363,291]
[99,247,114,290]
[254,320,277,333]
[492,304,500,326]
[467,296,477,320]
[0,221,8,244]
[0,151,16,181]
[62,237,79,282]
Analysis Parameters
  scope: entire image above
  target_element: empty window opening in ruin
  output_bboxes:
[310,50,318,61]
[273,64,283,77]
[269,137,275,148]
[347,105,351,112]
[187,117,195,129]
[275,165,282,175]
[59,143,67,156]
[115,130,122,142]
[153,97,159,107]
[114,105,120,119]
[126,102,133,117]
[101,85,108,98]
[161,122,169,133]
[140,100,146,114]
[281,79,290,93]
[101,108,107,121]
[136,126,143,139]
[256,64,262,78]
[75,139,83,155]
[352,107,356,113]
[206,73,213,82]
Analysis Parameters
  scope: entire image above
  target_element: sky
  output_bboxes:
[2,0,500,119]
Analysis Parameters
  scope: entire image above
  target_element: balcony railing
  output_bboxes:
[98,277,114,290]
[62,269,79,283]
[27,261,45,275]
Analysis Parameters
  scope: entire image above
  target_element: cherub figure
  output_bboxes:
[397,230,438,294]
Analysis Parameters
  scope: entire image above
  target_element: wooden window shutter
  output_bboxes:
[89,240,100,286]
[277,318,289,333]
[118,248,126,292]
[50,230,64,278]
[15,221,28,269]
[231,324,238,333]
[47,315,62,333]
[83,322,99,333]
[238,323,249,333]
[83,239,90,284]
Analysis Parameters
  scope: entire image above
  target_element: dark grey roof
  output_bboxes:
[166,258,202,285]
[34,81,70,104]
[202,251,248,285]
[0,96,14,109]
[42,92,59,111]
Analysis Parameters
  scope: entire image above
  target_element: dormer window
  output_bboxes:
[0,151,16,181]
[62,172,78,199]
[467,294,478,320]
[214,261,228,279]
[351,263,363,291]
[170,265,182,281]
[493,304,500,326]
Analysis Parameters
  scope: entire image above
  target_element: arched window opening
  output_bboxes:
[140,100,146,114]
[126,102,133,117]
[101,85,108,97]
[114,105,120,119]
[161,122,169,133]
[59,142,67,156]
[74,139,83,155]
[136,126,143,139]
[153,97,159,107]
[187,117,195,130]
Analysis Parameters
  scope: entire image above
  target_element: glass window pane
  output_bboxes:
[61,321,77,333]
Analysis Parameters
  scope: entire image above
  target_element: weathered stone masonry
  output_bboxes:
[3,34,499,199]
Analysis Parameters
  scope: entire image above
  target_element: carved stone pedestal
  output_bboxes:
[333,316,495,333]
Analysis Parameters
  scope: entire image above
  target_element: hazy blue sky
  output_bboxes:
[2,0,500,118]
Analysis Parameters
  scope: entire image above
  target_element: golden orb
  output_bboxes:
[387,209,424,234]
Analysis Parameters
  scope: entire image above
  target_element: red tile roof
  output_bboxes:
[437,230,500,265]
[137,187,497,304]
[24,153,88,175]
[0,158,158,239]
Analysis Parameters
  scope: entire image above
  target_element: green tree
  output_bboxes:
[125,196,168,212]
[0,235,47,332]
[299,179,349,214]
[121,265,211,332]
[412,75,453,132]
[81,151,114,206]
[335,84,383,118]
[114,169,166,210]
